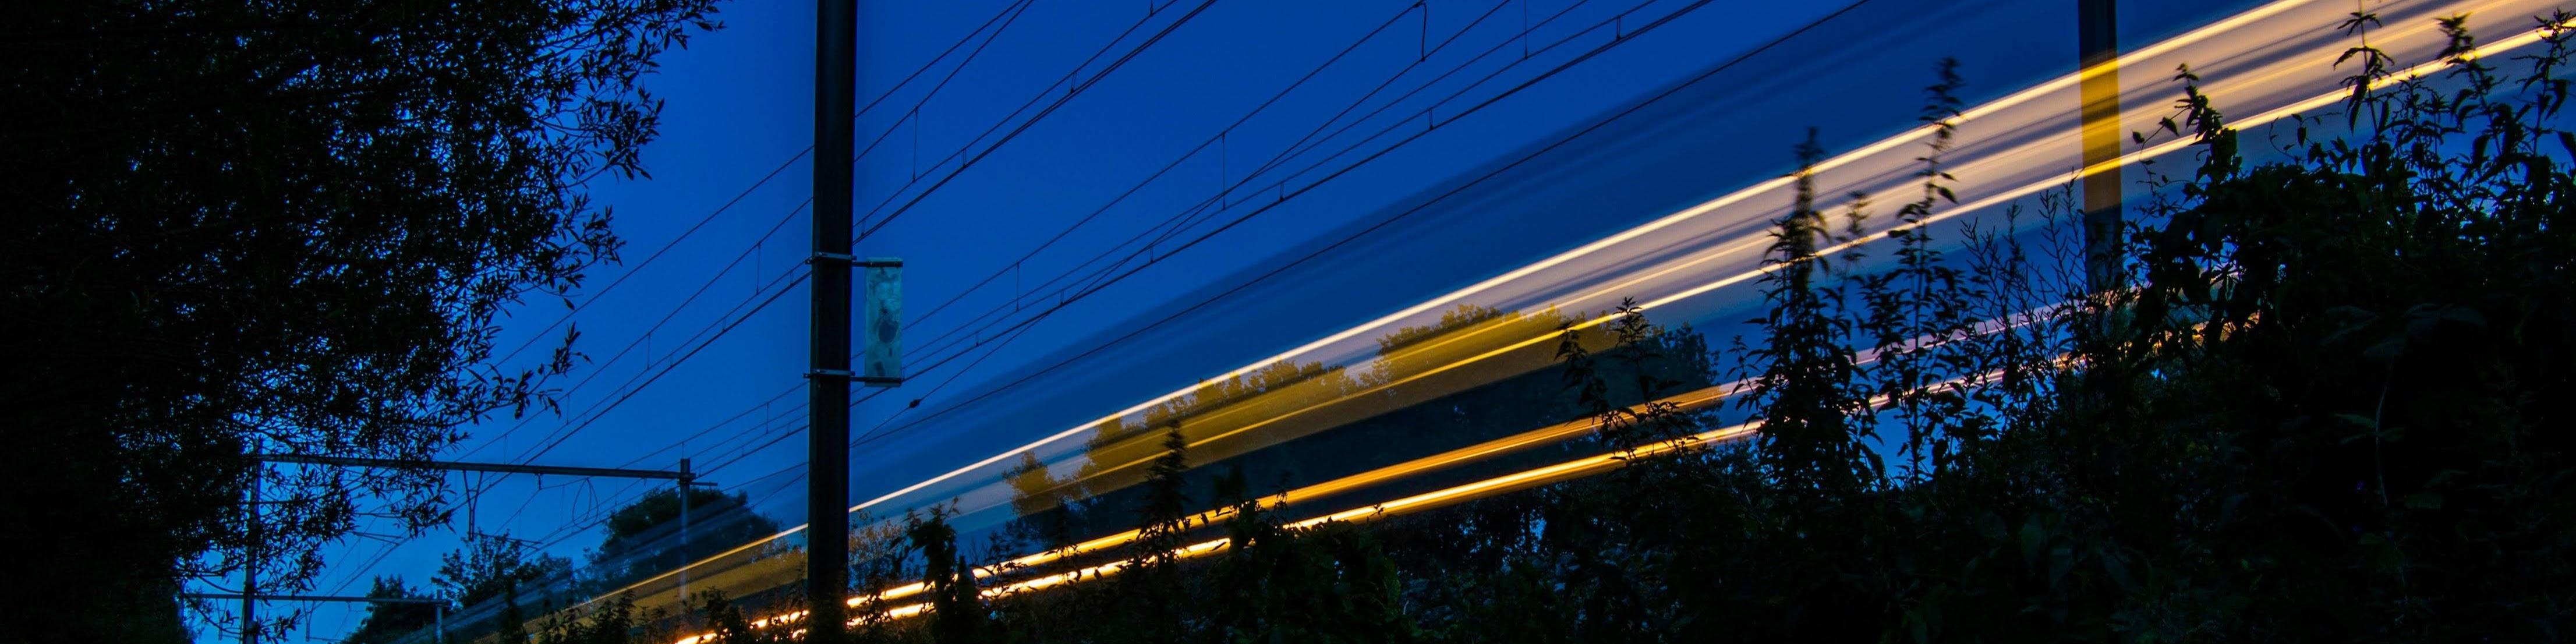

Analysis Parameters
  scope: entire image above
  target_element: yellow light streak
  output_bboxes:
[840,421,1771,623]
[949,307,2054,583]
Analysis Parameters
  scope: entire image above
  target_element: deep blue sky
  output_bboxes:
[245,0,2267,639]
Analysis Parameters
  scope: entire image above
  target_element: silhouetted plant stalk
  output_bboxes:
[1860,56,1977,482]
[1739,126,1882,501]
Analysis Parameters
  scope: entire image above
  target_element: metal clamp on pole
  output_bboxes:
[801,254,900,271]
[807,367,901,386]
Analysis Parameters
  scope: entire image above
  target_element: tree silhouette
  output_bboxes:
[1,1,720,639]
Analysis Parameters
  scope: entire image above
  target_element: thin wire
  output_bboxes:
[228,17,1068,613]
[862,0,1856,452]
[851,0,1223,243]
[473,201,811,459]
[482,148,812,374]
[470,0,1232,528]
[348,0,1721,614]
[483,0,1039,370]
[851,307,1057,448]
[898,0,1508,335]
[518,270,814,463]
[821,0,1629,458]
[462,0,1042,459]
[501,261,811,465]
[883,0,1542,378]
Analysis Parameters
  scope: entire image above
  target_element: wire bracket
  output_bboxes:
[806,368,904,386]
[809,253,900,268]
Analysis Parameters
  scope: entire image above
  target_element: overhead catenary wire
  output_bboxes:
[387,5,1081,586]
[567,0,1659,489]
[882,0,1594,388]
[478,147,812,383]
[457,0,1046,462]
[480,0,1039,372]
[373,2,2524,636]
[860,0,1742,444]
[501,257,810,463]
[841,0,1861,512]
[898,0,1546,339]
[448,2,1227,539]
[891,0,1690,383]
[613,0,1329,487]
[462,0,1203,475]
[302,1,1382,622]
[348,2,1800,632]
[473,0,1735,583]
[849,0,1223,244]
[894,0,1658,373]
[518,270,812,464]
[476,203,811,459]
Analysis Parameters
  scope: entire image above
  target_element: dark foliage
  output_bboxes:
[142,10,2576,644]
[1,0,719,641]
[338,577,441,644]
[764,15,2576,643]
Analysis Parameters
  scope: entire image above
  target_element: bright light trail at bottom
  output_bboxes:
[688,364,1997,644]
[888,419,1768,624]
[671,408,1761,644]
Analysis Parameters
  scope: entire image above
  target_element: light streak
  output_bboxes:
[841,420,1772,624]
[684,363,1988,641]
[833,0,2340,519]
[781,12,2576,636]
[590,5,2564,643]
[970,0,2531,504]
[816,303,2056,620]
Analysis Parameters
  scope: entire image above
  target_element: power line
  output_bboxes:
[673,0,1601,468]
[884,0,1556,384]
[858,0,1860,466]
[518,270,812,464]
[499,252,809,464]
[312,3,1155,603]
[459,0,1045,459]
[481,148,812,377]
[470,203,811,460]
[849,0,1223,243]
[898,0,1516,335]
[536,0,1256,512]
[458,0,1194,508]
[359,1,1784,625]
[462,0,1085,472]
[829,0,1632,438]
[528,0,1844,592]
[928,0,1659,350]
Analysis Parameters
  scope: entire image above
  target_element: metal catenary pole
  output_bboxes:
[2079,0,2122,294]
[808,0,857,641]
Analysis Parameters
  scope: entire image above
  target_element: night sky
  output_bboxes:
[254,0,2263,639]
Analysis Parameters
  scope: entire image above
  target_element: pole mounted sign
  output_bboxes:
[861,259,902,387]
[803,256,902,387]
